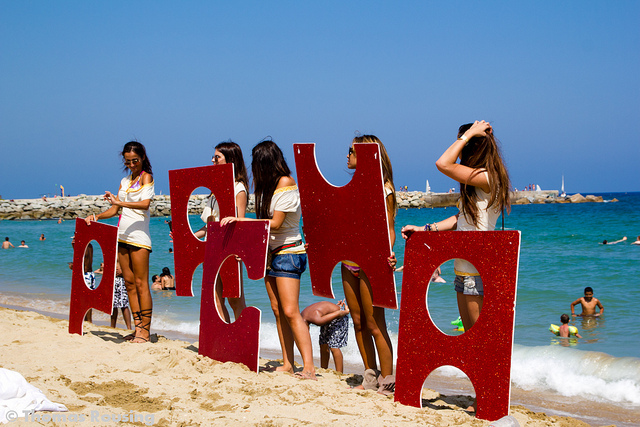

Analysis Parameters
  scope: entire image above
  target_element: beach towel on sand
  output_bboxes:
[0,368,68,424]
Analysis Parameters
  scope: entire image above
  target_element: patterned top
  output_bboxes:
[117,172,155,250]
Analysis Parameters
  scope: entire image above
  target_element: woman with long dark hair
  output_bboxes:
[221,140,316,379]
[86,141,155,343]
[402,120,511,332]
[195,140,249,322]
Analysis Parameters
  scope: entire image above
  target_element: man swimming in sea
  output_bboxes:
[571,286,604,317]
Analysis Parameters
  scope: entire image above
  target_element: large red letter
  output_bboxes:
[168,164,240,298]
[394,230,520,421]
[69,219,118,335]
[294,143,397,309]
[199,221,270,372]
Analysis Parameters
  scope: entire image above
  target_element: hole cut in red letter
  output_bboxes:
[394,230,520,421]
[69,218,118,335]
[294,143,397,309]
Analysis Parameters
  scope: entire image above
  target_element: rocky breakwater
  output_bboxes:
[396,190,608,209]
[0,194,258,220]
[1,191,609,220]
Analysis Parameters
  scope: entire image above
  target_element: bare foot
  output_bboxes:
[275,366,294,374]
[294,371,317,381]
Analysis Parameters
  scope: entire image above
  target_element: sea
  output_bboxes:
[1,192,639,424]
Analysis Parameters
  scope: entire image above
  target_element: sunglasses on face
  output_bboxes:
[348,148,355,156]
[124,158,140,166]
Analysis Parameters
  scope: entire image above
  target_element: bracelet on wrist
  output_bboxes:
[433,223,439,231]
[424,224,431,231]
[460,134,469,143]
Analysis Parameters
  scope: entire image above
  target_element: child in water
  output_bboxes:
[571,286,604,317]
[558,313,582,338]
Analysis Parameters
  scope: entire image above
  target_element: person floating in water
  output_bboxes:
[631,236,640,246]
[601,236,626,245]
[571,286,604,317]
[558,313,582,338]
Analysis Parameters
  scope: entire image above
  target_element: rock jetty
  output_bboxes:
[0,190,607,220]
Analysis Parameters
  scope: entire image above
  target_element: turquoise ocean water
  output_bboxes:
[1,192,639,412]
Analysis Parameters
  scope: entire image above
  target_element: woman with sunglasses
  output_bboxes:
[343,135,397,394]
[86,141,155,343]
[194,141,249,322]
[221,139,316,380]
[401,120,511,333]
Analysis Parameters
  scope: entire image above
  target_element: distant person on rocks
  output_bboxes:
[2,237,14,249]
[571,286,604,317]
[301,300,350,373]
[601,236,626,245]
[18,240,28,248]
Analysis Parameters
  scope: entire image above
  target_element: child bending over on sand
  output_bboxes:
[402,121,511,333]
[111,262,132,330]
[301,300,350,373]
[222,139,316,380]
[571,286,604,317]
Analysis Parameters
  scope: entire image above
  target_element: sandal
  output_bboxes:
[123,311,142,341]
[377,374,395,396]
[130,308,152,344]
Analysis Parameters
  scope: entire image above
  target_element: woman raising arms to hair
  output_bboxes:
[343,135,397,394]
[402,120,511,332]
[221,140,316,380]
[86,141,155,343]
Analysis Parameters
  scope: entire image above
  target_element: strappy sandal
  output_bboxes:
[123,311,141,341]
[131,308,152,343]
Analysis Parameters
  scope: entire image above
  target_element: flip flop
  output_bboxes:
[294,371,317,381]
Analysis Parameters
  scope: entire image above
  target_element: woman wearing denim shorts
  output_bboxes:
[222,139,316,380]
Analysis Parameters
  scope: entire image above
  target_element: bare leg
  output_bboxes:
[126,247,152,343]
[320,343,330,369]
[457,292,483,332]
[228,295,247,321]
[342,265,377,371]
[110,308,118,328]
[84,309,93,323]
[118,248,138,334]
[122,307,132,330]
[214,276,231,323]
[359,270,394,378]
[265,276,295,373]
[330,347,344,373]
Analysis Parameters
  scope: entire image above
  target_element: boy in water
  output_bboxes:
[559,313,582,338]
[301,300,350,373]
[571,286,604,317]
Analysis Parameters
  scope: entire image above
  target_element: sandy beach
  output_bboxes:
[0,306,605,427]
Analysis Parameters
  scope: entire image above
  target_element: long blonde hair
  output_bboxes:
[353,135,397,220]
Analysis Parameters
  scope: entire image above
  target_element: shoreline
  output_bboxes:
[1,303,637,426]
[0,190,609,220]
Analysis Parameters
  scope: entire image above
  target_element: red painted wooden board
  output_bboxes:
[294,143,397,309]
[68,218,118,335]
[394,230,521,421]
[199,220,270,372]
[168,164,241,298]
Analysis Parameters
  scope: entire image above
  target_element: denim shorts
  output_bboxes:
[454,274,484,296]
[268,253,307,279]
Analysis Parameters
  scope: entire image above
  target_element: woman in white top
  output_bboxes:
[194,141,249,322]
[402,121,511,333]
[222,139,316,380]
[86,141,155,343]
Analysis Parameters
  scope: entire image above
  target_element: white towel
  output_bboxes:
[0,368,68,424]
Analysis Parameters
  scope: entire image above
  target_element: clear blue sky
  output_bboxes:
[1,1,639,199]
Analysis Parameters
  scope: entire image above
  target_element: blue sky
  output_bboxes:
[1,1,638,199]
